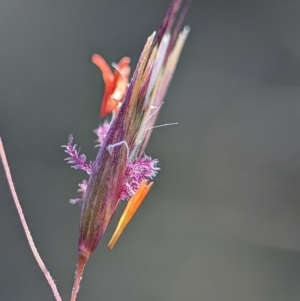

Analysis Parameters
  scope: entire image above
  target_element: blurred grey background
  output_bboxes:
[1,0,300,300]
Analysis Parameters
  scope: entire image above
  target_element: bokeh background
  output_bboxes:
[1,0,300,300]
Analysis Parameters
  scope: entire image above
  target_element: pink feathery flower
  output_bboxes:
[119,155,159,201]
[94,120,110,147]
[64,141,159,204]
[64,130,159,203]
[69,180,88,205]
[62,135,93,175]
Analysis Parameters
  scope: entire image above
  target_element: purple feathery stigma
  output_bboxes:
[94,120,111,147]
[62,135,93,174]
[69,180,88,205]
[119,155,159,201]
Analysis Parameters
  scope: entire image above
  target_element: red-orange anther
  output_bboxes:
[92,54,131,116]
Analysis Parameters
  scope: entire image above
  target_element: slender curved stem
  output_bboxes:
[0,138,63,301]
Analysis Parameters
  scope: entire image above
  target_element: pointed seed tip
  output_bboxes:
[183,25,191,33]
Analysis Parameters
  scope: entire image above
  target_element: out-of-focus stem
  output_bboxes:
[0,138,63,301]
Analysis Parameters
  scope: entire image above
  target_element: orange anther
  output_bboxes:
[92,54,131,117]
[108,180,153,248]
